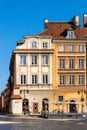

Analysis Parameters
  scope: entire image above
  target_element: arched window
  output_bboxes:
[42,98,49,111]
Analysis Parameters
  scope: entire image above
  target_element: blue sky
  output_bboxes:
[0,0,87,94]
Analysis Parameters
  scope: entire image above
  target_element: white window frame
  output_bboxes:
[32,75,38,84]
[78,75,84,85]
[60,75,65,86]
[31,55,37,65]
[68,31,74,38]
[69,59,74,69]
[78,44,84,52]
[78,59,84,69]
[59,59,65,69]
[21,75,26,84]
[59,44,65,52]
[69,75,75,85]
[42,55,48,65]
[43,42,48,48]
[68,45,74,52]
[32,41,37,48]
[43,75,48,84]
[20,55,26,65]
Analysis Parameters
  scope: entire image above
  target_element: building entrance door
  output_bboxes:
[33,103,38,113]
[69,100,76,113]
[22,99,29,114]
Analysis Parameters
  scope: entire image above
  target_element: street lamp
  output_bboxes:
[20,89,29,115]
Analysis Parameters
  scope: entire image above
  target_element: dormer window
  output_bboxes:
[68,31,74,38]
[66,27,76,39]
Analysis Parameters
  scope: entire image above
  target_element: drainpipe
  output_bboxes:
[86,43,87,114]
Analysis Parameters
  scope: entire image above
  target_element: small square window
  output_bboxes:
[58,96,63,102]
[43,42,48,48]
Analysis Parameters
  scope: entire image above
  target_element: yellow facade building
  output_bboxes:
[40,15,87,114]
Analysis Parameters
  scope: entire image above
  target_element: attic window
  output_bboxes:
[68,31,74,38]
[66,27,76,39]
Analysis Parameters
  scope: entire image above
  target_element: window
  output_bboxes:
[69,75,75,85]
[21,75,26,84]
[69,45,74,52]
[43,75,48,84]
[20,55,26,65]
[32,75,38,84]
[43,42,48,48]
[68,31,74,38]
[31,55,37,65]
[69,59,74,69]
[59,59,65,69]
[58,96,63,102]
[32,41,37,48]
[78,75,84,85]
[59,45,65,52]
[78,59,84,69]
[60,75,65,86]
[78,44,84,52]
[42,55,48,65]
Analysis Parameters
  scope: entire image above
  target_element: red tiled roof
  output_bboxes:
[10,95,22,99]
[13,86,20,89]
[39,21,87,39]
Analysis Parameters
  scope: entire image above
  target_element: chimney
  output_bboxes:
[44,19,48,29]
[72,15,79,26]
[44,19,48,23]
[83,14,87,27]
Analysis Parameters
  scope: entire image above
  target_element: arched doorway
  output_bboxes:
[22,99,29,114]
[42,98,49,112]
[69,100,76,113]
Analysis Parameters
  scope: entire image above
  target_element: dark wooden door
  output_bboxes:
[33,103,38,113]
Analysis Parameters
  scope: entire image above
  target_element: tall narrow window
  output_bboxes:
[60,75,65,86]
[59,45,64,52]
[32,41,37,48]
[69,59,74,69]
[69,45,74,52]
[78,44,84,52]
[21,75,26,84]
[43,75,48,84]
[69,75,75,85]
[42,55,48,65]
[59,59,65,69]
[32,75,38,84]
[78,59,84,69]
[78,75,84,85]
[20,55,26,65]
[31,55,37,65]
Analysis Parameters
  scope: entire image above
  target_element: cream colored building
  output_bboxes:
[9,35,54,115]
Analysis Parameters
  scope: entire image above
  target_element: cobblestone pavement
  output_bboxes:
[0,114,87,130]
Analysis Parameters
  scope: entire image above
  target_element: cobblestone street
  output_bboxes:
[0,114,87,130]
